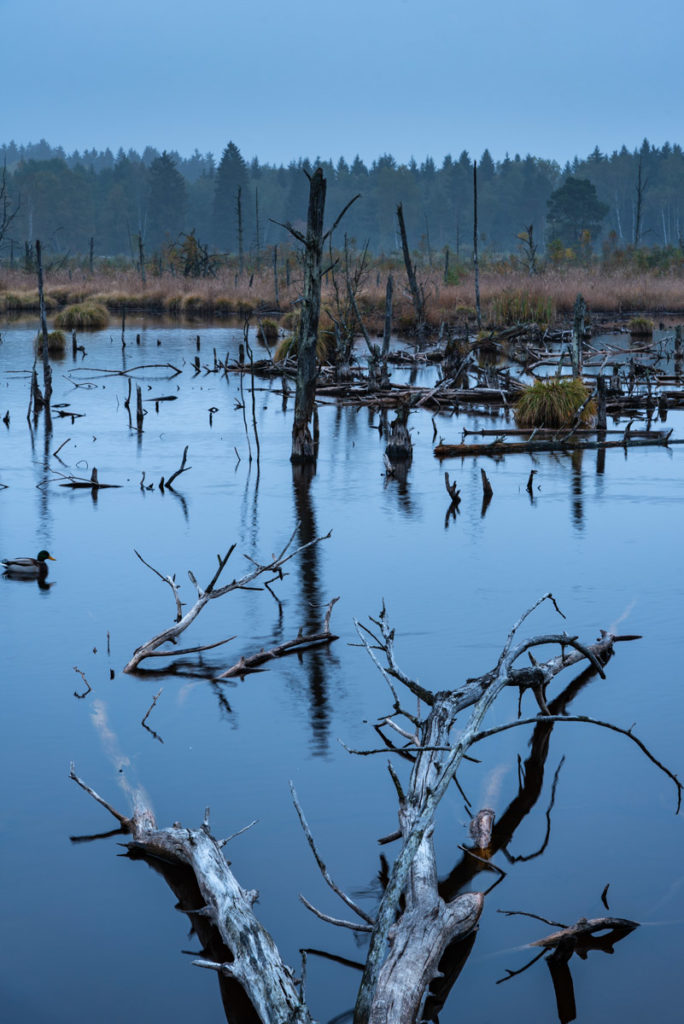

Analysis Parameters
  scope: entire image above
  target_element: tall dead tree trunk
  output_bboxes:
[276,170,359,461]
[380,273,393,384]
[35,239,52,410]
[634,157,648,249]
[254,187,261,272]
[571,293,586,378]
[292,169,326,462]
[236,187,244,274]
[473,162,482,329]
[138,235,146,286]
[272,244,280,308]
[396,203,426,338]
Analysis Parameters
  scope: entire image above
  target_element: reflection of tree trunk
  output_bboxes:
[292,463,330,752]
[547,942,577,1024]
[571,449,584,529]
[440,655,612,901]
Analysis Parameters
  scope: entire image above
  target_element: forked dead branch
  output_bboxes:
[73,594,681,1024]
[123,526,332,673]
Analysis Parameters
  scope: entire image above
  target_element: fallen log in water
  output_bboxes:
[435,430,682,459]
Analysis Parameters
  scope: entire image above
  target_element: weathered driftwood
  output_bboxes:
[69,767,313,1024]
[530,915,638,950]
[434,430,678,459]
[124,528,330,673]
[73,596,681,1024]
[57,467,121,489]
[348,597,682,1024]
[214,597,339,679]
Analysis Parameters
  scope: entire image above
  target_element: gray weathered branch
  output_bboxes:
[70,766,313,1024]
[124,528,331,672]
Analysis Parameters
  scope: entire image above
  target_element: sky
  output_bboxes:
[2,0,682,168]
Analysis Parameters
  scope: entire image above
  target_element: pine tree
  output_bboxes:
[212,142,248,253]
[147,152,187,251]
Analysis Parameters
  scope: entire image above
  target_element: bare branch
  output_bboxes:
[471,714,682,812]
[217,819,258,848]
[165,445,191,489]
[124,530,331,672]
[69,764,131,827]
[290,781,375,925]
[299,895,373,932]
[322,193,361,243]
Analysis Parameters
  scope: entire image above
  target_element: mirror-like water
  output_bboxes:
[1,323,683,1023]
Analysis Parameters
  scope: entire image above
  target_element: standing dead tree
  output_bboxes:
[275,169,359,462]
[35,239,53,411]
[396,203,427,338]
[123,526,331,673]
[473,161,482,330]
[73,594,680,1023]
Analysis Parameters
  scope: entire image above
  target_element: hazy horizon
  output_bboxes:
[1,133,675,171]
[3,0,681,171]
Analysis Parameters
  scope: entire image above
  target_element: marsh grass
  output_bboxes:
[274,330,333,363]
[34,329,67,355]
[54,302,109,329]
[257,318,279,345]
[3,262,684,332]
[515,378,596,428]
[627,316,655,337]
[489,290,555,327]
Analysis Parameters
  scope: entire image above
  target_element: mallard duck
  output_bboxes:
[2,550,56,577]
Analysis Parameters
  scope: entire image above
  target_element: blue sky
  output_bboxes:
[2,0,681,166]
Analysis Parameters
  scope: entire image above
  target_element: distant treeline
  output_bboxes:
[1,137,683,263]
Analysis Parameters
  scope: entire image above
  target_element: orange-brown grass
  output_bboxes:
[54,302,109,329]
[3,263,684,331]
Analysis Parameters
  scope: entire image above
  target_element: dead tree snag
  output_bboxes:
[73,595,680,1024]
[396,203,426,338]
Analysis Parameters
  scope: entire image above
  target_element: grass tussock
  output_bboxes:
[34,330,67,355]
[54,302,109,329]
[274,330,333,363]
[257,318,279,345]
[515,378,596,428]
[627,316,654,336]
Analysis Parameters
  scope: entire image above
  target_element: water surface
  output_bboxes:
[1,323,683,1023]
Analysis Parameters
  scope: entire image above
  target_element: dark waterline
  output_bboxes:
[1,323,683,1023]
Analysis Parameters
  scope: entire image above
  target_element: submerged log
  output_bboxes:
[70,767,313,1024]
[434,431,679,459]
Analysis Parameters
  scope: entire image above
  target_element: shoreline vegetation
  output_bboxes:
[2,263,684,335]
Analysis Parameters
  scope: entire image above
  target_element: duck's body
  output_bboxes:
[2,550,56,577]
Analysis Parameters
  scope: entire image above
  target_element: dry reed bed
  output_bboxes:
[2,265,684,329]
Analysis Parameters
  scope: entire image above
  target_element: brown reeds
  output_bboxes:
[3,262,684,330]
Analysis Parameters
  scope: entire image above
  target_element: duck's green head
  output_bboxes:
[37,550,56,562]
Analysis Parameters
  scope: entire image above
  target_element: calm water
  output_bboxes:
[1,323,683,1023]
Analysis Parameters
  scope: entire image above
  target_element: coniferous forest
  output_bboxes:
[1,137,683,266]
